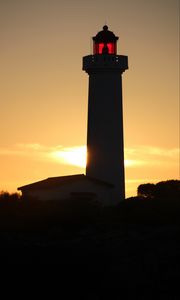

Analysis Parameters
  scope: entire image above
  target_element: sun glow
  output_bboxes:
[124,159,143,167]
[50,145,141,169]
[125,159,134,167]
[51,146,87,168]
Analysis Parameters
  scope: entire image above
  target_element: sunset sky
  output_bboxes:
[0,0,179,197]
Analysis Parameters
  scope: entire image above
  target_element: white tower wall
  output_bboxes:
[83,52,128,201]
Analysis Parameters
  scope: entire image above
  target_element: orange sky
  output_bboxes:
[0,0,179,197]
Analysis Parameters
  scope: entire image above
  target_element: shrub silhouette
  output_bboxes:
[154,180,180,199]
[137,180,180,200]
[137,183,156,198]
[0,191,20,203]
[0,191,101,232]
[125,180,180,225]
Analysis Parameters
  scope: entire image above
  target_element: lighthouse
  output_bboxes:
[83,25,128,201]
[18,25,128,206]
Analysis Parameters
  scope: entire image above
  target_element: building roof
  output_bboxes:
[17,174,114,191]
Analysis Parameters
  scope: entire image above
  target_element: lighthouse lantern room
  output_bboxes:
[93,25,118,55]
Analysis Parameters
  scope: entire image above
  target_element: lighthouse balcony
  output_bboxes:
[83,54,128,72]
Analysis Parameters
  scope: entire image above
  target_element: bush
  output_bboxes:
[0,192,101,232]
[137,180,180,200]
[137,183,156,198]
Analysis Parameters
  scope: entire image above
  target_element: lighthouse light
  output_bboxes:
[92,25,118,55]
[93,42,116,55]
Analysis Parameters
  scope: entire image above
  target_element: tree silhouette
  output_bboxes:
[137,180,180,200]
[137,183,156,198]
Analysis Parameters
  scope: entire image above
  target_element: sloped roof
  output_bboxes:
[17,174,114,191]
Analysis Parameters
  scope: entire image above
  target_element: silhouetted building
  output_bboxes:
[18,174,114,205]
[18,25,128,205]
[83,25,128,200]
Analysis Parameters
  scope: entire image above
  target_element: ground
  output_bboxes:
[1,222,180,299]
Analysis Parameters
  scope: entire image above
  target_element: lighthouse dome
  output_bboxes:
[93,25,119,43]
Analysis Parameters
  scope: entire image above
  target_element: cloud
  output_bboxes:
[125,146,179,158]
[0,143,178,169]
[0,143,48,159]
[16,143,43,151]
[124,146,179,167]
[0,143,178,197]
[0,143,86,168]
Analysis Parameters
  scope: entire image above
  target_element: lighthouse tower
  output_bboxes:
[83,25,128,201]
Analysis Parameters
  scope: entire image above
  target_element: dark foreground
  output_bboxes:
[0,181,180,299]
[1,222,180,299]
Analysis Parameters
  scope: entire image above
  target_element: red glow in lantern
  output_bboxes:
[93,25,118,55]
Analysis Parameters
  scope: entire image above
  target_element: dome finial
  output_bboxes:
[103,25,108,31]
